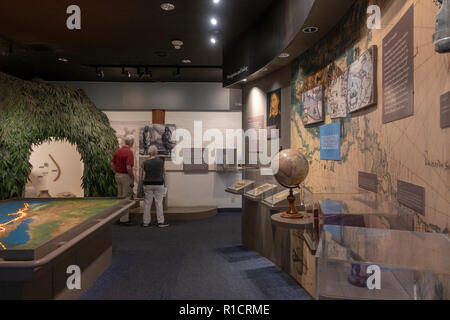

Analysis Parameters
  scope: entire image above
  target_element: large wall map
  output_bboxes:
[290,0,449,233]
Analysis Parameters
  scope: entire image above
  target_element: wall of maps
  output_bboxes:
[290,0,449,233]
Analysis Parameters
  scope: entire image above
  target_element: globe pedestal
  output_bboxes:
[280,188,306,219]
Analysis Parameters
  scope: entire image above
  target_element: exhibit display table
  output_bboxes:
[0,198,136,300]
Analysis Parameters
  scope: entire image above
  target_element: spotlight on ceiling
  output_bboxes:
[302,26,319,34]
[58,57,69,63]
[171,39,184,50]
[278,52,290,58]
[210,37,217,44]
[242,78,247,82]
[160,3,175,11]
[122,67,131,78]
[95,67,104,78]
[210,18,218,26]
[213,0,220,4]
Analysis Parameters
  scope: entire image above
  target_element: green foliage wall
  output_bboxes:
[0,73,119,199]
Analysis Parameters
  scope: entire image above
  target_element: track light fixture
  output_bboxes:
[95,67,104,78]
[122,67,131,78]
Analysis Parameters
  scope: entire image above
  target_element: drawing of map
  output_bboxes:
[328,70,349,118]
[347,45,377,113]
[302,85,324,125]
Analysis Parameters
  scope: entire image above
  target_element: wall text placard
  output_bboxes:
[382,6,414,124]
[358,172,378,193]
[441,91,450,129]
[397,180,425,215]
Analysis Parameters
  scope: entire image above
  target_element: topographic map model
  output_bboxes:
[0,199,120,251]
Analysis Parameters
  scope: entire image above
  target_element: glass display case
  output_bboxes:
[316,224,450,300]
[244,183,278,202]
[225,180,255,195]
[305,192,450,300]
[262,186,314,210]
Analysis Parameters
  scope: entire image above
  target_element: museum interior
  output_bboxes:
[0,0,448,301]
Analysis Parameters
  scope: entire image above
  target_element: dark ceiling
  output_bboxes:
[0,0,273,82]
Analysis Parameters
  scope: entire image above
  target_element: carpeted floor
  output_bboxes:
[81,211,311,300]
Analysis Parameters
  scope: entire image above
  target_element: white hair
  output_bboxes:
[124,136,134,146]
[148,145,158,156]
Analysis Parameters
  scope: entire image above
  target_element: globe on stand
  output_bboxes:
[271,149,309,219]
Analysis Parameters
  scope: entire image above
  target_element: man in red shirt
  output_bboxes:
[111,136,135,225]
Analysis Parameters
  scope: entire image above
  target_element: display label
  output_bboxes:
[382,6,414,124]
[320,122,341,161]
[397,180,425,215]
[441,91,450,129]
[358,172,378,193]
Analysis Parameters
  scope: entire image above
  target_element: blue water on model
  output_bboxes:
[0,201,51,249]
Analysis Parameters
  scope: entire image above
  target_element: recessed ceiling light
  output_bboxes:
[278,52,290,58]
[210,37,217,44]
[213,0,220,4]
[58,57,68,62]
[160,3,175,11]
[302,26,319,34]
[243,78,247,82]
[210,18,217,26]
[182,59,192,64]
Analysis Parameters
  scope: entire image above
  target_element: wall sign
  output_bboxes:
[441,91,450,129]
[382,6,414,124]
[183,148,209,174]
[358,172,378,193]
[320,122,341,161]
[397,180,425,215]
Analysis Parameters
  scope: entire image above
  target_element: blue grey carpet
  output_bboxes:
[81,211,311,300]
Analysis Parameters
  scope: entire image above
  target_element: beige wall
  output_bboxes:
[242,65,291,151]
[26,139,84,198]
[105,111,243,208]
[289,0,449,232]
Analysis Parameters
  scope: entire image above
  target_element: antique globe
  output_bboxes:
[272,149,309,188]
[271,149,309,219]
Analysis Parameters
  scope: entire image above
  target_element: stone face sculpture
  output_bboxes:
[434,0,450,53]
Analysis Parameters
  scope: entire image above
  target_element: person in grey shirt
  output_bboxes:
[142,145,169,228]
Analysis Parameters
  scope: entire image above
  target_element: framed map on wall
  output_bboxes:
[302,85,324,125]
[328,70,349,118]
[347,45,377,113]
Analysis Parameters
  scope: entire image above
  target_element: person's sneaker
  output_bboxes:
[157,222,169,228]
[141,223,151,228]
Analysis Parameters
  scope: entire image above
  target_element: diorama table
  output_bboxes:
[0,197,136,300]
